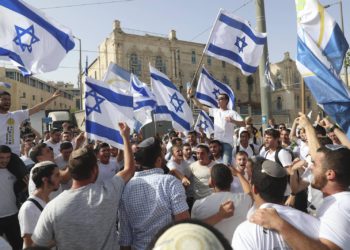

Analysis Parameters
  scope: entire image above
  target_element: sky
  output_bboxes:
[3,0,350,86]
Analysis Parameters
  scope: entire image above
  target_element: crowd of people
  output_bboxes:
[0,88,349,250]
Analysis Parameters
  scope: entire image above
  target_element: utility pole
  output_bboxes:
[255,0,271,131]
[74,36,83,110]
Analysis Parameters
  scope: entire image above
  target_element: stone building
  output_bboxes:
[87,20,262,116]
[0,67,75,111]
[269,52,319,125]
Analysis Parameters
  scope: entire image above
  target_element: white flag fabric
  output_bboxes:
[150,65,193,132]
[0,0,75,75]
[85,77,134,149]
[204,9,267,75]
[194,110,214,138]
[131,73,157,129]
[195,66,235,110]
[102,62,131,91]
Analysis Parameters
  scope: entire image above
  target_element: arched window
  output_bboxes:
[191,51,196,64]
[222,75,229,85]
[295,95,300,109]
[236,77,241,90]
[129,53,141,76]
[155,56,166,74]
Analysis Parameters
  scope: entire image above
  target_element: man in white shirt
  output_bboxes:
[232,157,319,250]
[209,140,223,163]
[189,144,216,200]
[192,163,251,242]
[18,161,60,248]
[44,129,61,157]
[189,90,245,165]
[182,143,195,165]
[250,114,350,250]
[232,127,259,163]
[0,90,60,156]
[95,142,121,184]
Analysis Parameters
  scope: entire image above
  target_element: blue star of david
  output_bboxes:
[85,90,105,116]
[212,88,221,99]
[169,92,184,113]
[197,120,209,131]
[13,25,40,53]
[234,36,248,53]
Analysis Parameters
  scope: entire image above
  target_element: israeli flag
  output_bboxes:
[131,73,157,130]
[85,77,134,149]
[265,59,276,91]
[0,82,11,89]
[195,66,235,110]
[0,0,75,75]
[194,111,214,138]
[204,9,267,75]
[295,0,350,137]
[102,62,131,91]
[150,65,193,132]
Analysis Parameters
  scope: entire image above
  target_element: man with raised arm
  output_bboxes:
[32,123,135,249]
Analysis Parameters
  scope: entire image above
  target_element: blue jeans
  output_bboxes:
[221,142,233,166]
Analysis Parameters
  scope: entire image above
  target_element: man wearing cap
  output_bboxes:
[119,137,189,250]
[18,161,60,248]
[32,123,135,249]
[0,90,61,156]
[232,157,319,249]
[188,89,245,165]
[250,113,350,250]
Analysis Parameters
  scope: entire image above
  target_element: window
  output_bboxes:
[222,61,226,68]
[5,71,15,80]
[307,96,311,109]
[236,77,241,90]
[129,53,141,76]
[41,97,43,102]
[276,96,283,111]
[22,92,26,98]
[222,75,229,85]
[32,95,35,101]
[207,57,211,66]
[155,56,166,74]
[191,51,196,64]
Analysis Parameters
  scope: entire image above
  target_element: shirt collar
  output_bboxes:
[134,167,164,177]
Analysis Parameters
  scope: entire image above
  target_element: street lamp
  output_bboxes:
[324,0,349,86]
[73,36,83,110]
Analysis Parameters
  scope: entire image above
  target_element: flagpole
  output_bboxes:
[149,63,157,136]
[301,78,306,114]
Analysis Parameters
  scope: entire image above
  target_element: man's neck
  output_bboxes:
[33,188,51,203]
[213,187,230,193]
[240,142,249,148]
[71,179,93,189]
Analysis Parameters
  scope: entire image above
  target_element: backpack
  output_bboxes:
[236,144,257,156]
[264,146,295,168]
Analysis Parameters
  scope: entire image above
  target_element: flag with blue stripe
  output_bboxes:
[194,110,214,138]
[102,62,131,90]
[0,82,11,89]
[0,0,75,75]
[204,9,267,76]
[295,0,350,137]
[131,73,157,130]
[265,58,276,91]
[85,77,134,149]
[195,66,235,110]
[150,65,193,132]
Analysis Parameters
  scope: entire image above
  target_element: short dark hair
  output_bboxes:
[318,136,333,146]
[0,145,11,154]
[218,93,229,100]
[188,130,197,136]
[197,144,210,153]
[280,128,291,134]
[209,140,222,147]
[317,146,350,188]
[50,128,61,134]
[211,164,233,190]
[236,150,248,158]
[314,125,326,136]
[182,142,191,148]
[0,91,11,98]
[264,129,280,139]
[251,158,287,204]
[29,143,47,163]
[134,137,162,169]
[171,137,182,146]
[32,162,57,188]
[60,141,73,151]
[69,148,97,180]
[94,142,109,153]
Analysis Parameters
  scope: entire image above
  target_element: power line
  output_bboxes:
[39,0,135,10]
[190,0,253,41]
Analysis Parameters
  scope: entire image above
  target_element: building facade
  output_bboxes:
[87,20,262,116]
[269,52,319,125]
[0,67,75,111]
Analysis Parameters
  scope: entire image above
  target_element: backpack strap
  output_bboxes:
[27,198,44,212]
[249,144,256,155]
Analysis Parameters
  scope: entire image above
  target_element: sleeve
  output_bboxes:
[231,110,243,121]
[278,149,293,167]
[191,201,199,219]
[31,206,54,246]
[18,204,37,236]
[232,223,257,250]
[169,177,189,215]
[118,197,133,246]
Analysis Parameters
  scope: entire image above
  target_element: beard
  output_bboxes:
[311,173,327,190]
